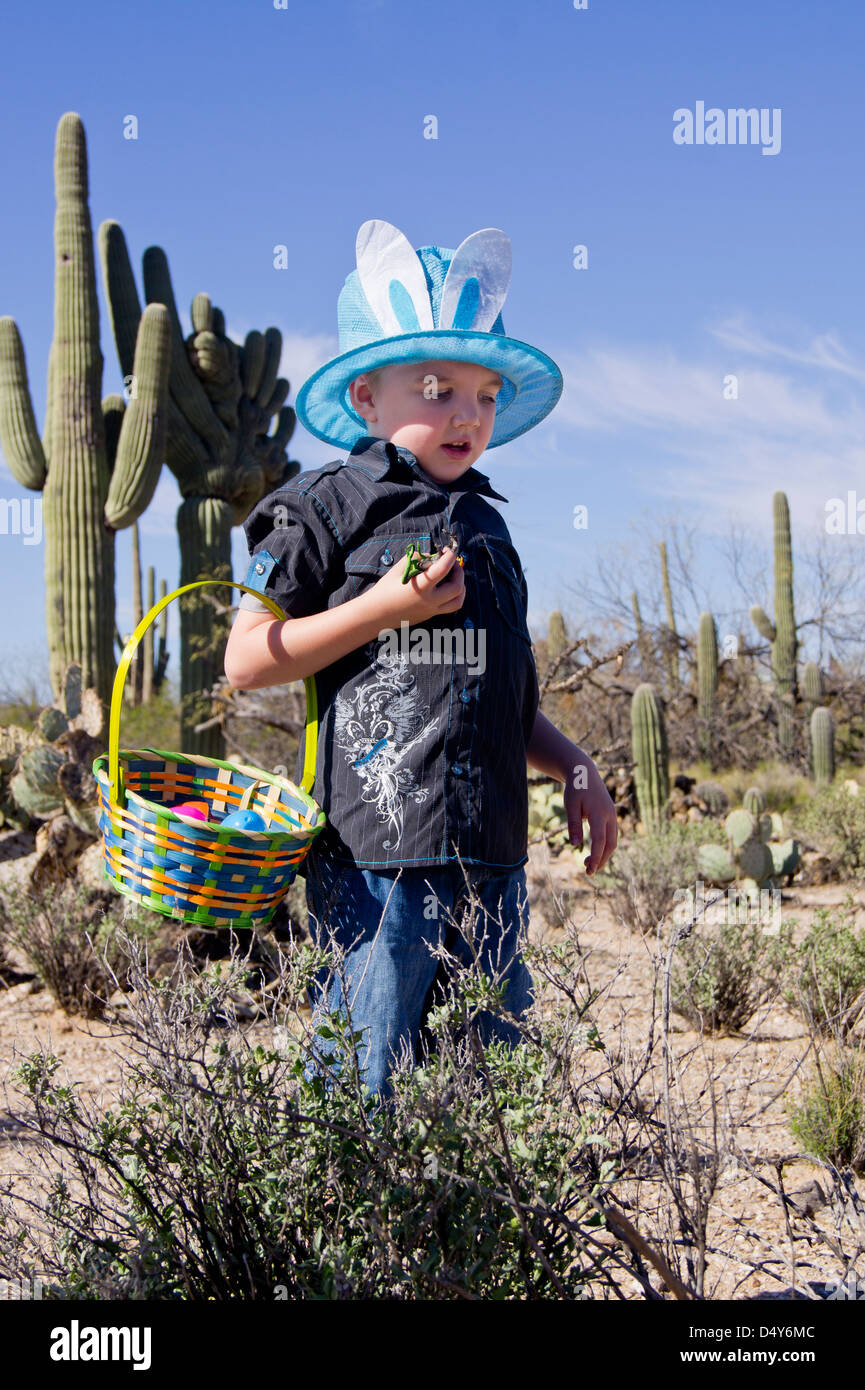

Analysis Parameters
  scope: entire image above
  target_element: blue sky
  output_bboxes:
[1,0,863,702]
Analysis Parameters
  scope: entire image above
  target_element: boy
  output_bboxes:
[224,220,618,1097]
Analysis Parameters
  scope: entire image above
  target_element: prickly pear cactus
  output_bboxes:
[528,782,569,855]
[6,662,104,838]
[697,799,801,899]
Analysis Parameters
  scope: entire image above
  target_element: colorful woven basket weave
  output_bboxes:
[91,579,326,929]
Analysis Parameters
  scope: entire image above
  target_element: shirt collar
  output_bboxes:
[347,435,510,503]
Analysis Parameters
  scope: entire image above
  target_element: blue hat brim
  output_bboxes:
[294,330,563,451]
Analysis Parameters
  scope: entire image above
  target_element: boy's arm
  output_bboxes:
[225,590,389,689]
[526,708,618,875]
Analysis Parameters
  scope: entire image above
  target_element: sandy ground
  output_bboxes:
[1,825,863,1301]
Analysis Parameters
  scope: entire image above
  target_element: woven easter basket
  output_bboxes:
[92,580,326,929]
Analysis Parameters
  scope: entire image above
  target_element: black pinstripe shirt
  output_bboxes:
[237,435,539,873]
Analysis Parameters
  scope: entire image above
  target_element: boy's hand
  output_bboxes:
[370,544,465,627]
[564,760,618,876]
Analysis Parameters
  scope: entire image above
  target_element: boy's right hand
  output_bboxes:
[369,545,465,627]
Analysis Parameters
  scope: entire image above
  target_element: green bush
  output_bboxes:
[787,1045,865,1171]
[790,786,865,883]
[782,899,865,1040]
[594,820,728,935]
[0,881,162,1018]
[670,911,792,1035]
[0,930,618,1300]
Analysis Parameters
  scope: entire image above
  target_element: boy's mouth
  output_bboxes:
[441,441,471,457]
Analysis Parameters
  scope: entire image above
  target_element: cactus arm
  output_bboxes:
[142,245,229,454]
[97,219,142,382]
[750,604,776,644]
[241,330,265,398]
[99,220,209,486]
[254,327,282,412]
[102,394,124,473]
[104,303,171,528]
[0,318,48,488]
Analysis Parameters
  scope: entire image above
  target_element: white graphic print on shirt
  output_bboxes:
[333,646,440,851]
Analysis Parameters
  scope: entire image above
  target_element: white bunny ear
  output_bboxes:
[355,220,434,335]
[439,228,512,332]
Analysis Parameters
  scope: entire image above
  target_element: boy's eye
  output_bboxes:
[434,389,497,404]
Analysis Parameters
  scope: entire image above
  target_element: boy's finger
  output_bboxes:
[583,817,613,875]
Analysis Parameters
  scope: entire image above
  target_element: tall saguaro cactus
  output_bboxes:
[750,491,798,757]
[0,114,170,711]
[697,611,718,766]
[631,682,670,834]
[659,540,679,693]
[99,228,300,754]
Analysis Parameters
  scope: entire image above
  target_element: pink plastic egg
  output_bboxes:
[172,800,210,822]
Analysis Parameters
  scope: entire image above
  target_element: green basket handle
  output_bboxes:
[108,580,318,807]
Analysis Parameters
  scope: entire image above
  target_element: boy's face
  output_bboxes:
[349,358,504,484]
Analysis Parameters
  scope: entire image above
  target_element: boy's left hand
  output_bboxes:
[564,760,618,876]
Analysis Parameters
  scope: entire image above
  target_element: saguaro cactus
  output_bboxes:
[697,611,718,766]
[631,682,670,833]
[99,229,300,754]
[547,610,568,660]
[659,540,679,692]
[631,591,654,680]
[0,113,170,711]
[750,491,798,757]
[811,706,835,786]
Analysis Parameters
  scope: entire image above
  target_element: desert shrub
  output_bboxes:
[790,786,865,883]
[670,909,792,1035]
[0,929,620,1300]
[593,820,728,935]
[787,1045,865,1171]
[782,899,865,1040]
[0,881,161,1018]
[723,763,806,816]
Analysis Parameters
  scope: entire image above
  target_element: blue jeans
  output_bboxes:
[304,855,534,1099]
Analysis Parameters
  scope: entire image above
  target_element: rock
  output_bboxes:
[797,850,835,886]
[30,816,94,893]
[786,1181,827,1220]
[77,840,110,892]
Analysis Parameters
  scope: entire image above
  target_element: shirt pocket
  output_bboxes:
[482,538,532,647]
[343,532,434,596]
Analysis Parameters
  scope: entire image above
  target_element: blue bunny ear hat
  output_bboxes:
[294,219,563,451]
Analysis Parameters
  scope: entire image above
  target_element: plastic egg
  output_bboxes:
[221,808,267,833]
[172,799,210,821]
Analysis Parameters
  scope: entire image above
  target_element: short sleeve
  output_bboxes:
[239,485,342,619]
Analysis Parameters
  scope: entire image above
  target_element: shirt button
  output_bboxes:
[452,763,464,776]
[459,689,471,703]
[381,549,393,565]
[464,618,474,629]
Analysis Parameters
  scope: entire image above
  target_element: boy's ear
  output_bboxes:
[350,374,374,418]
